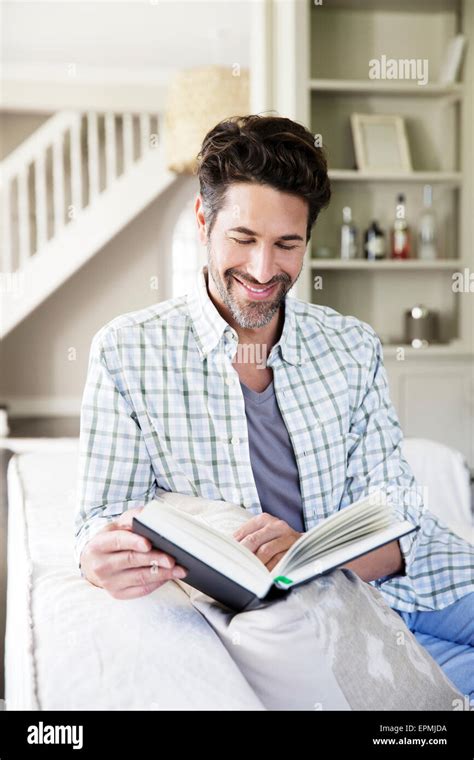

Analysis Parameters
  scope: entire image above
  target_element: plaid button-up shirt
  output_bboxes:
[75,265,474,612]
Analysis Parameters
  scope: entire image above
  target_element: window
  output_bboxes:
[171,199,207,297]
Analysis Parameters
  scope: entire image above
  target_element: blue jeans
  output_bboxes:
[395,592,474,701]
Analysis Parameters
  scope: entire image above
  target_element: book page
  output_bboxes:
[282,521,417,588]
[154,488,251,536]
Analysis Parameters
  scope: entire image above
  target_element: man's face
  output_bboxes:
[196,182,308,329]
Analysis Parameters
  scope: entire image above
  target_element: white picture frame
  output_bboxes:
[439,35,466,84]
[350,113,412,173]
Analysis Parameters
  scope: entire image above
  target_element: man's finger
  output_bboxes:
[255,537,291,566]
[111,565,187,590]
[266,551,287,572]
[256,536,293,565]
[237,523,286,554]
[94,528,151,555]
[233,513,275,541]
[103,549,176,574]
[114,506,145,530]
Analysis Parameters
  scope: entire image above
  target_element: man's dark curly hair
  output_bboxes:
[196,114,331,243]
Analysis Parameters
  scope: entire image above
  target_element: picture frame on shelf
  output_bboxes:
[350,113,412,173]
[439,35,467,84]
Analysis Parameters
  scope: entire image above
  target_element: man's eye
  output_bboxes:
[232,238,296,251]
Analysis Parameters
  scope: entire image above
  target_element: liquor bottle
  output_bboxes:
[390,193,411,259]
[418,185,438,260]
[364,221,386,261]
[340,206,358,259]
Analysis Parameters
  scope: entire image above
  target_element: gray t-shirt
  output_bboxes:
[240,380,305,533]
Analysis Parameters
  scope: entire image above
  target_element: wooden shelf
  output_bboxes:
[309,259,463,270]
[381,342,473,358]
[309,79,464,98]
[328,170,462,185]
[324,0,456,9]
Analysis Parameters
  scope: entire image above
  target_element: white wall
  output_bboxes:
[2,0,252,112]
[0,112,50,158]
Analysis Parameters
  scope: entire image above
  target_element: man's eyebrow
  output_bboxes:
[227,226,304,242]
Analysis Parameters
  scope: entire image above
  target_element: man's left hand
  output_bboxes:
[233,514,303,572]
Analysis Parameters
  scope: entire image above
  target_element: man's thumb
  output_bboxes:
[114,506,145,530]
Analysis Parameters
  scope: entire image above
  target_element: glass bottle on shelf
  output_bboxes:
[418,184,438,260]
[390,193,411,259]
[340,206,358,259]
[364,221,386,261]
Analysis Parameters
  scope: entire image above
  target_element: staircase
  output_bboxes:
[0,110,177,338]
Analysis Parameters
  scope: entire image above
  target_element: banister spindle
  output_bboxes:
[17,165,30,266]
[87,111,99,201]
[105,113,117,187]
[70,116,82,220]
[1,177,12,272]
[152,114,159,147]
[52,132,65,235]
[123,113,134,171]
[139,113,151,158]
[34,151,47,252]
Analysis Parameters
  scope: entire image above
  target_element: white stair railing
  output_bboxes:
[0,110,159,275]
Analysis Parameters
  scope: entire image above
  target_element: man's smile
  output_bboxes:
[232,275,279,300]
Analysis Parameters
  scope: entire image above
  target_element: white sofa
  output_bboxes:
[2,437,473,710]
[3,440,265,710]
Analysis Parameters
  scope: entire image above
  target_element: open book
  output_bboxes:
[132,489,417,612]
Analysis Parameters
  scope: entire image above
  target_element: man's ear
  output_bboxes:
[194,194,208,246]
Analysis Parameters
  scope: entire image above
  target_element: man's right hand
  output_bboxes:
[80,507,188,599]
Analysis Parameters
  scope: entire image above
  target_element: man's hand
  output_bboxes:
[233,513,302,572]
[80,507,188,599]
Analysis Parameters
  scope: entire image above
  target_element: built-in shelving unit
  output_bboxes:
[251,0,473,464]
[293,0,473,359]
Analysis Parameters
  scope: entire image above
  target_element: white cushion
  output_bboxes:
[402,437,473,544]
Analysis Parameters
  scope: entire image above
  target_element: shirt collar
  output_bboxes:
[186,265,303,366]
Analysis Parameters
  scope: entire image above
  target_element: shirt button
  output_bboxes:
[231,437,240,446]
[225,377,234,386]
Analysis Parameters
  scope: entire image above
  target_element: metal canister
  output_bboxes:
[404,305,440,347]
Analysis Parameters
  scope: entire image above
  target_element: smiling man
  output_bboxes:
[76,115,473,703]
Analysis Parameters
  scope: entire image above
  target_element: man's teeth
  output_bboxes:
[240,281,273,292]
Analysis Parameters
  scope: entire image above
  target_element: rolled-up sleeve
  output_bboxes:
[340,328,442,609]
[338,327,467,612]
[74,326,157,569]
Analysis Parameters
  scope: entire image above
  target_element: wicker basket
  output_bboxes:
[164,65,250,175]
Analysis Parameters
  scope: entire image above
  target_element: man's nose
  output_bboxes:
[243,245,277,285]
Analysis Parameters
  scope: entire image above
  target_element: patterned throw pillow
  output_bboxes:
[184,568,463,711]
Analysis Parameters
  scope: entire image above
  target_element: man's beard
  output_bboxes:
[207,245,299,329]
